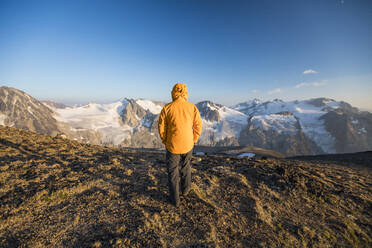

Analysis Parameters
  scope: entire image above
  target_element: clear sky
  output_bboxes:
[1,0,371,110]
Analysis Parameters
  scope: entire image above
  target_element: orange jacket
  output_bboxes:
[158,83,202,154]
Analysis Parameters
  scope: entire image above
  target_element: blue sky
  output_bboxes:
[1,0,371,110]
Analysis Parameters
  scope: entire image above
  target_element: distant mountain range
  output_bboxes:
[1,86,371,156]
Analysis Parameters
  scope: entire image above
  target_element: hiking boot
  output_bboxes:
[172,200,180,208]
[169,197,180,207]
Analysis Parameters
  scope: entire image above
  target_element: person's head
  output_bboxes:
[171,83,188,101]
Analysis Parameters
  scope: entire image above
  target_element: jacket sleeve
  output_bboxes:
[158,107,167,144]
[193,106,202,143]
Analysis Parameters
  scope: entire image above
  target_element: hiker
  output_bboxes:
[158,83,202,207]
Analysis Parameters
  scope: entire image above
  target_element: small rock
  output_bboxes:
[193,157,202,162]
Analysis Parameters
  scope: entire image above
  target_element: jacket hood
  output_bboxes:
[171,83,188,101]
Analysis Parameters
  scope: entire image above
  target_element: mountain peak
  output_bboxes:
[0,86,28,97]
[306,97,335,107]
[196,100,224,110]
[232,99,263,112]
[41,100,67,109]
[0,86,60,135]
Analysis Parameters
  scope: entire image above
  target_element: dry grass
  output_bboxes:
[0,125,371,247]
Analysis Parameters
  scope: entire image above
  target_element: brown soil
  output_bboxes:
[0,126,371,247]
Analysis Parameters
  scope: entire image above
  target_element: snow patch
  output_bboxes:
[195,152,205,156]
[237,153,255,158]
[136,99,162,114]
[199,103,248,144]
[218,106,247,125]
[351,119,359,125]
[232,99,262,111]
[53,100,132,145]
[250,114,297,134]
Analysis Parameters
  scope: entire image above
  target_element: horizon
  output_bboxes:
[2,84,372,113]
[8,84,372,113]
[1,0,372,110]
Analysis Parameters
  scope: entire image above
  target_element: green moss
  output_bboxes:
[40,191,69,203]
[277,223,283,229]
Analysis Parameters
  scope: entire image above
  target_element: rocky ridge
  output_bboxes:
[0,125,371,247]
[0,86,102,144]
[0,86,60,135]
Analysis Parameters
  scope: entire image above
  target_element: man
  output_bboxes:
[158,83,202,207]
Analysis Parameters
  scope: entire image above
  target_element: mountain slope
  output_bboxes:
[47,98,166,148]
[235,98,372,155]
[0,86,102,144]
[0,86,60,135]
[1,125,371,247]
[320,102,372,153]
[238,112,323,156]
[196,101,247,146]
[234,98,340,153]
[50,100,130,145]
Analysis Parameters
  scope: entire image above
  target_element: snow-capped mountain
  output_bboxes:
[234,98,372,155]
[51,100,130,145]
[232,98,262,113]
[41,100,67,109]
[1,86,371,155]
[196,101,247,146]
[235,98,340,153]
[47,98,165,147]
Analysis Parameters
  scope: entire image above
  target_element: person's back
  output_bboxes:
[158,83,202,207]
[160,97,199,153]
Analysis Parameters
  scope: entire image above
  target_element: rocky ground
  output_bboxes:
[0,125,371,247]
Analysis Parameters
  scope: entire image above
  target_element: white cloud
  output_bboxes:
[303,69,318,74]
[295,81,327,88]
[268,88,281,95]
[251,89,259,93]
[295,82,308,88]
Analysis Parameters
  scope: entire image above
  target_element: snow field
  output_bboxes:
[232,99,341,153]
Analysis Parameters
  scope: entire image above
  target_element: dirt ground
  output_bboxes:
[0,126,371,247]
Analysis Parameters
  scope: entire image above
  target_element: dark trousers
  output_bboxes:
[166,148,193,206]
